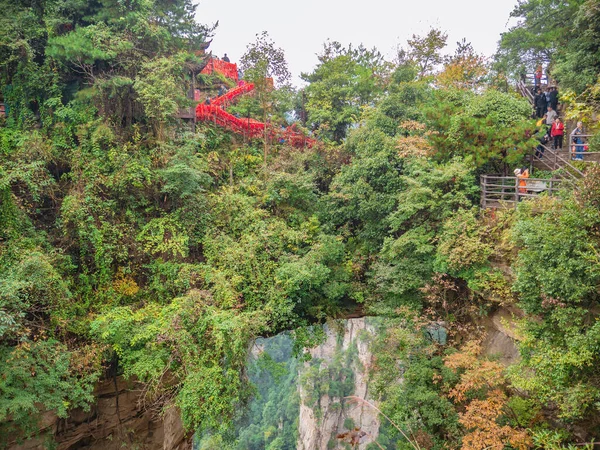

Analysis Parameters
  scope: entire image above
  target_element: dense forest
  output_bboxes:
[1,0,600,448]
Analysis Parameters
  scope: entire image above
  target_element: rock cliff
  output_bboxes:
[297,318,381,450]
[7,377,190,450]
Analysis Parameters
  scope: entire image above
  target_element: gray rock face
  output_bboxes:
[6,377,190,450]
[480,306,522,366]
[297,318,381,450]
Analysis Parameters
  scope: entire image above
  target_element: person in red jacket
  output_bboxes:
[550,116,564,150]
[534,65,543,89]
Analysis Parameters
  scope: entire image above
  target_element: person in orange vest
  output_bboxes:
[514,168,529,194]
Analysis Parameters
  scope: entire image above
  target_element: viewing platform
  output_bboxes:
[480,175,564,209]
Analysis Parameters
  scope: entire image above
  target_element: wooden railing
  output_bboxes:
[565,134,600,162]
[480,175,564,209]
[516,80,534,105]
[530,143,585,180]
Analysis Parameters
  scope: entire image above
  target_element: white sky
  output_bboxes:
[195,0,518,85]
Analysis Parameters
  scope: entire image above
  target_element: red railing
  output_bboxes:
[196,103,316,148]
[196,59,315,148]
[211,82,255,106]
[200,58,239,81]
[196,104,265,137]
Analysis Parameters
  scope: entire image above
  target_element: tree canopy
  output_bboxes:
[1,0,600,447]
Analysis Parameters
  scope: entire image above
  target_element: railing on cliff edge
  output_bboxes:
[480,175,564,209]
[529,143,584,181]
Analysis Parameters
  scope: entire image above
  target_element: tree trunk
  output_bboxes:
[263,108,268,179]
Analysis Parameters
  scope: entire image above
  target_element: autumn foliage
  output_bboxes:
[444,341,532,450]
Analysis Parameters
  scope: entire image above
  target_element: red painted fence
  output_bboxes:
[196,59,316,148]
[200,58,239,81]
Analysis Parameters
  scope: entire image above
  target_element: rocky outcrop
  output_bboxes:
[297,318,381,450]
[7,377,190,450]
[480,306,523,366]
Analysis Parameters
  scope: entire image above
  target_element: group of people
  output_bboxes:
[532,103,563,155]
[531,66,589,160]
[534,116,586,160]
[534,86,558,118]
[533,73,563,151]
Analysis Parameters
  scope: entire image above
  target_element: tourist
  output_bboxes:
[545,87,552,106]
[514,168,530,194]
[535,131,550,159]
[535,88,547,118]
[534,65,543,88]
[548,86,559,111]
[570,121,585,161]
[223,53,230,63]
[544,106,557,136]
[550,117,564,150]
[217,85,226,96]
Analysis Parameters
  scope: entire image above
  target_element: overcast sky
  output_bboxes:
[195,0,518,85]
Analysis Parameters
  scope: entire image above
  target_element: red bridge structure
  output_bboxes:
[196,58,316,148]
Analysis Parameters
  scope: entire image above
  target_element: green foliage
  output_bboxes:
[406,28,448,77]
[502,192,600,423]
[508,308,600,421]
[531,429,594,450]
[234,334,300,450]
[426,89,536,170]
[134,55,188,138]
[0,340,101,444]
[436,209,492,274]
[47,23,133,66]
[505,396,541,428]
[240,31,291,86]
[512,196,600,313]
[137,216,190,259]
[373,157,477,305]
[496,0,600,97]
[0,250,71,338]
[1,0,600,443]
[323,125,402,249]
[370,319,460,449]
[92,291,264,432]
[302,42,388,142]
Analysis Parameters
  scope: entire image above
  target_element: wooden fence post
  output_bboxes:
[480,175,486,208]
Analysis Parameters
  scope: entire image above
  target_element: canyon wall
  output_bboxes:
[7,377,190,450]
[297,318,381,450]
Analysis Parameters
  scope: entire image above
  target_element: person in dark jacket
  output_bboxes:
[534,130,549,159]
[544,87,552,105]
[534,88,547,118]
[222,53,230,62]
[548,86,559,111]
